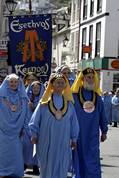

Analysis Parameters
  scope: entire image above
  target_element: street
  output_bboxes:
[101,126,119,178]
[24,125,119,178]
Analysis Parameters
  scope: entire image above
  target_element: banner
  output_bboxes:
[9,14,52,83]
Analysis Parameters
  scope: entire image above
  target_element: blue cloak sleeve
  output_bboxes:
[28,102,42,138]
[70,103,79,142]
[98,96,108,134]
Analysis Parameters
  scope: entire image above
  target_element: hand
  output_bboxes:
[28,101,34,111]
[71,141,77,150]
[31,137,38,144]
[101,134,107,142]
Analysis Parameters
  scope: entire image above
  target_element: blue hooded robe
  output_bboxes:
[68,72,76,87]
[102,95,112,124]
[29,94,79,178]
[22,84,45,166]
[73,88,108,178]
[0,76,29,178]
[111,95,119,122]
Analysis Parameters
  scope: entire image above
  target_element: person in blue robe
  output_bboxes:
[56,65,76,86]
[102,91,112,124]
[22,81,45,174]
[28,73,79,178]
[0,74,29,178]
[56,65,76,175]
[111,88,119,127]
[71,68,108,178]
[23,72,39,98]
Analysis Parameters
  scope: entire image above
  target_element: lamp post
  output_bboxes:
[63,35,69,47]
[5,0,17,15]
[29,0,32,14]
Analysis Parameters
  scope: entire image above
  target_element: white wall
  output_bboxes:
[0,0,5,38]
[104,0,119,57]
[100,70,113,92]
[79,0,119,60]
[100,70,119,92]
[52,31,71,67]
[18,0,49,11]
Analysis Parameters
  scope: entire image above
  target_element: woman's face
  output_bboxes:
[8,78,19,91]
[32,83,40,95]
[52,78,66,94]
[61,68,70,78]
[27,75,38,85]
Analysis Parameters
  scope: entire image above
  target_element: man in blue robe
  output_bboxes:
[29,73,79,178]
[102,91,112,124]
[111,88,119,127]
[71,68,108,178]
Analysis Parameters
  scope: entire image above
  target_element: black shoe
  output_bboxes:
[24,164,27,170]
[112,122,117,127]
[113,125,117,127]
[33,165,39,175]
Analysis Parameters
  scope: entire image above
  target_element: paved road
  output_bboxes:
[24,125,119,178]
[24,170,38,178]
[101,125,119,178]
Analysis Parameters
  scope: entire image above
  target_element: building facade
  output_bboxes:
[0,0,9,78]
[52,7,71,71]
[70,0,80,72]
[77,0,119,91]
[17,0,56,14]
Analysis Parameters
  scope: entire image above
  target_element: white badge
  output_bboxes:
[55,110,62,120]
[83,101,95,113]
[11,105,17,112]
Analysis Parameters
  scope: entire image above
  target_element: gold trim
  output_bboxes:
[79,88,96,106]
[3,98,21,112]
[49,95,68,119]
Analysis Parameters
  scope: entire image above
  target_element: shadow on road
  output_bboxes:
[101,164,118,168]
[108,155,119,158]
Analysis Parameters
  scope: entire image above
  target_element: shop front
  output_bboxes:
[79,58,119,92]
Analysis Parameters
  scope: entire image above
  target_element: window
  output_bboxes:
[61,56,66,65]
[95,22,101,57]
[83,0,88,19]
[76,0,80,21]
[113,74,119,91]
[75,31,79,62]
[53,38,56,49]
[118,40,119,57]
[89,25,93,58]
[73,3,76,22]
[90,0,94,17]
[82,27,87,59]
[97,0,102,13]
[71,33,75,51]
[114,74,119,83]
